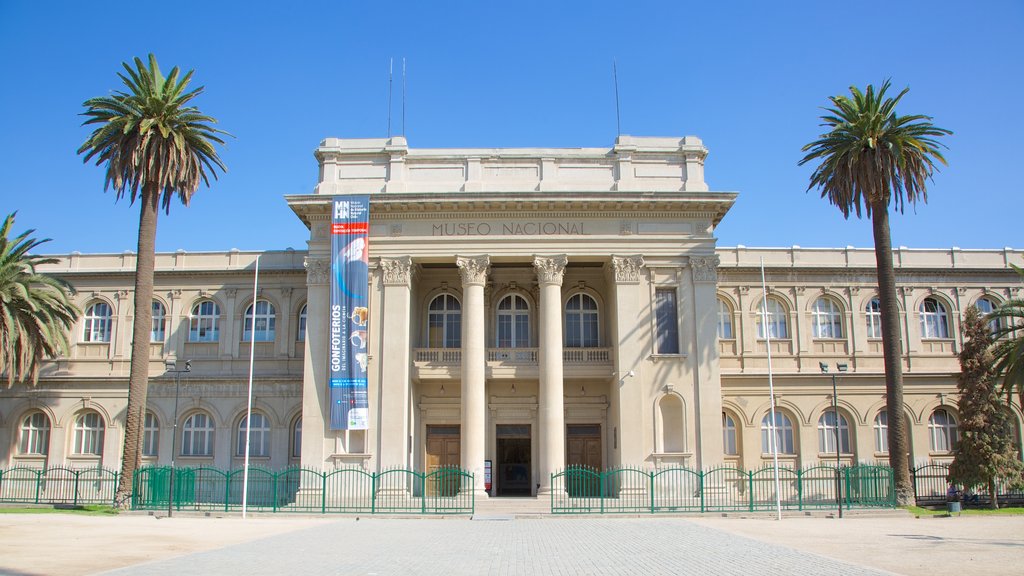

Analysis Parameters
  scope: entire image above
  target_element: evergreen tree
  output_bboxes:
[949,306,1024,508]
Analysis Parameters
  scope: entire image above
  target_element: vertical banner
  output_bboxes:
[329,195,370,430]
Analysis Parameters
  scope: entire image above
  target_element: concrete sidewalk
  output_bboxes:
[0,512,1020,575]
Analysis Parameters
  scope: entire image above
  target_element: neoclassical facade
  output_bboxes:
[2,136,1021,498]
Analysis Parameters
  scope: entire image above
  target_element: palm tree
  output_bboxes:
[78,55,228,506]
[799,80,951,505]
[0,212,79,385]
[990,264,1024,409]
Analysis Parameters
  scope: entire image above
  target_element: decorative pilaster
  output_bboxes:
[304,257,330,286]
[378,256,415,471]
[534,254,567,493]
[456,255,490,496]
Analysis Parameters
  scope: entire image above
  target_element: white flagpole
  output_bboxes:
[242,255,260,518]
[760,257,782,521]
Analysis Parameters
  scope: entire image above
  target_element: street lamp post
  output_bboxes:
[165,358,191,518]
[820,362,848,518]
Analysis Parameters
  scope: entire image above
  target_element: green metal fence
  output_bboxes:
[0,466,119,506]
[551,465,896,514]
[132,465,474,514]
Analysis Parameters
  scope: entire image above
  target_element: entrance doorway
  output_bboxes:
[496,424,531,496]
[566,424,602,469]
[425,425,460,496]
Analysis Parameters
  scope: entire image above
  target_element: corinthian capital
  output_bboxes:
[611,255,644,284]
[304,257,330,285]
[690,255,720,283]
[456,255,490,286]
[380,256,414,287]
[533,254,568,286]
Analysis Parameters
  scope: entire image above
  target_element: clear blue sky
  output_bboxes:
[1,1,1020,254]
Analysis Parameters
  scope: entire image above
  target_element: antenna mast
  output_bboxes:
[387,57,393,138]
[613,59,622,136]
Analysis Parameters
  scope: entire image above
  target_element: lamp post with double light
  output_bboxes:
[164,358,191,517]
[819,361,848,518]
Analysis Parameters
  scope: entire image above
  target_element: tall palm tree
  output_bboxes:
[989,264,1024,409]
[0,212,79,385]
[799,80,951,505]
[78,54,228,506]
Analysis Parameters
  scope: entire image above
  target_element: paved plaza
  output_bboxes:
[1,512,1022,575]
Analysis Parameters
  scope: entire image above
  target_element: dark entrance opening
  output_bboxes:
[496,424,531,496]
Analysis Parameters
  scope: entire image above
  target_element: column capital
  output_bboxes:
[533,254,568,286]
[381,256,414,287]
[304,256,330,285]
[456,255,491,287]
[611,255,645,284]
[691,255,720,283]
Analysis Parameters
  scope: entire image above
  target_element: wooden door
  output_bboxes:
[425,425,460,496]
[566,424,602,497]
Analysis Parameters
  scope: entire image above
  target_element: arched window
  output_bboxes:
[297,304,307,342]
[817,410,851,454]
[761,412,795,454]
[72,411,104,455]
[865,298,882,339]
[756,297,788,339]
[427,294,461,348]
[237,412,271,457]
[142,411,159,457]
[811,297,843,339]
[873,410,889,453]
[723,412,738,456]
[291,416,302,458]
[19,411,50,455]
[82,302,112,342]
[659,395,684,453]
[243,300,276,342]
[182,412,214,456]
[928,408,959,452]
[496,294,530,347]
[919,297,950,339]
[151,301,166,343]
[717,298,734,339]
[974,297,1001,334]
[565,293,599,348]
[189,301,220,342]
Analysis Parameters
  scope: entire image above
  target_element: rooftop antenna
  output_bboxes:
[613,59,622,136]
[402,57,407,136]
[387,57,393,138]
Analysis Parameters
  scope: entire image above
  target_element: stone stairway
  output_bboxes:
[472,496,551,518]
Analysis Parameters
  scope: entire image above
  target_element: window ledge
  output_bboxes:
[650,353,687,361]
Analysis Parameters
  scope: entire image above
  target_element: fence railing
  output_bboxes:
[551,465,896,514]
[911,463,1024,505]
[130,465,474,514]
[0,466,119,506]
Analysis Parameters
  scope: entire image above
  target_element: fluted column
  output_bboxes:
[456,255,490,496]
[379,257,414,471]
[534,254,567,494]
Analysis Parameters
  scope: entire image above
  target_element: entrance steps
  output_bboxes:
[473,496,551,517]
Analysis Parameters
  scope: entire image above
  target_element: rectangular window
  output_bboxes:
[655,289,679,354]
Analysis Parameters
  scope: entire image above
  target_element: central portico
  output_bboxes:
[287,136,735,497]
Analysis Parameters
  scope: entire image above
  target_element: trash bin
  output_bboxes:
[946,501,961,515]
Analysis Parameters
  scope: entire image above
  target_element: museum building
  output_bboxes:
[1,136,1022,497]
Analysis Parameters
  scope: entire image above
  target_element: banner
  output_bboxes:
[329,195,370,430]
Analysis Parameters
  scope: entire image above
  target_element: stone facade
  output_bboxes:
[1,137,1021,497]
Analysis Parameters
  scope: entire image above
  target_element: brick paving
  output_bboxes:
[98,517,895,576]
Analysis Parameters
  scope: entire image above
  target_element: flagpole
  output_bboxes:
[760,257,782,521]
[242,255,260,518]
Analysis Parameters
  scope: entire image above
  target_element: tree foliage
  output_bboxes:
[989,264,1024,408]
[949,307,1024,508]
[0,213,79,385]
[799,80,951,506]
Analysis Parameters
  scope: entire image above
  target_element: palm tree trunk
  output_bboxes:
[871,203,914,506]
[114,184,159,507]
